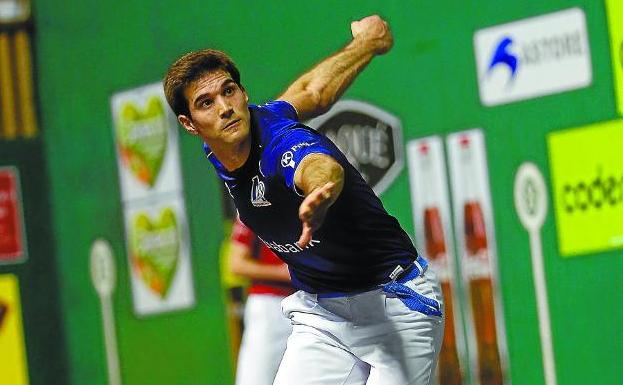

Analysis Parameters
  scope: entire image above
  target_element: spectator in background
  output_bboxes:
[228,217,294,385]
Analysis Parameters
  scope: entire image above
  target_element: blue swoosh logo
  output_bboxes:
[488,37,518,81]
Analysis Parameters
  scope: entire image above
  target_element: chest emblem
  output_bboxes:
[251,175,271,207]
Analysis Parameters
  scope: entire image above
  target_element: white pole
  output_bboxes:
[514,163,557,385]
[529,231,557,385]
[90,239,122,385]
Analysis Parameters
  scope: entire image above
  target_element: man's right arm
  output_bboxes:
[277,15,393,121]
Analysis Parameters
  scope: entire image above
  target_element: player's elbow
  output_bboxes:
[308,87,334,115]
[296,87,334,120]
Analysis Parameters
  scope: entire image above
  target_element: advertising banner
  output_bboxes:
[111,83,195,316]
[111,83,183,202]
[605,0,623,115]
[123,195,195,316]
[548,119,623,256]
[474,8,592,106]
[0,274,29,385]
[407,136,465,385]
[447,129,509,385]
[0,167,27,263]
[306,100,403,195]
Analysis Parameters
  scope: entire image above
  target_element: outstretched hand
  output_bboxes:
[297,182,336,249]
[350,15,393,55]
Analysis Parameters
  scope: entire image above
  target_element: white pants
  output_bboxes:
[236,294,293,385]
[274,269,444,385]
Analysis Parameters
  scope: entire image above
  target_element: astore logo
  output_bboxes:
[488,37,518,83]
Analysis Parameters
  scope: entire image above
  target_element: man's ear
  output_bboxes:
[178,115,198,135]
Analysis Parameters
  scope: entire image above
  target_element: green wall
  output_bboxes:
[33,1,621,384]
[34,1,235,385]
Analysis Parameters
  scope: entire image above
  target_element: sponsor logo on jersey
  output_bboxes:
[280,151,295,168]
[261,238,320,253]
[280,142,316,169]
[290,142,314,152]
[251,175,271,207]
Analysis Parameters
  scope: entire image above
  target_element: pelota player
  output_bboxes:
[164,14,444,385]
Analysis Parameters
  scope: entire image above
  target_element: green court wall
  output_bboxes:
[30,1,621,385]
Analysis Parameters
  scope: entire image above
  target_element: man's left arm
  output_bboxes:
[294,153,344,248]
[277,15,393,121]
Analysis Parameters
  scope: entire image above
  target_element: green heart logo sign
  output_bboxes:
[130,208,179,298]
[116,96,168,187]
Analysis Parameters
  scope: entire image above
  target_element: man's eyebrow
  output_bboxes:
[192,78,236,107]
[193,92,211,107]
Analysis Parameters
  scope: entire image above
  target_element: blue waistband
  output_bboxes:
[317,255,428,299]
[381,255,441,317]
[395,255,428,284]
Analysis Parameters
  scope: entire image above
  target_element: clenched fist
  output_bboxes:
[351,15,393,55]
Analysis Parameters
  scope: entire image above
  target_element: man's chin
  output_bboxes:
[223,128,249,145]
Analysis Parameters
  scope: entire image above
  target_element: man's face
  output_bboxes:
[179,69,251,148]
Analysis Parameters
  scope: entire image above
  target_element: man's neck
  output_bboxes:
[211,135,252,172]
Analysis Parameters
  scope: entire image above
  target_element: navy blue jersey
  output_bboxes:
[205,100,419,293]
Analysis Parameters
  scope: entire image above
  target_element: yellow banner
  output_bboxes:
[606,0,623,115]
[0,274,29,385]
[548,119,623,256]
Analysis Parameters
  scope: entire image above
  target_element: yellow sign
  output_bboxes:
[0,274,29,385]
[548,119,623,256]
[606,0,623,115]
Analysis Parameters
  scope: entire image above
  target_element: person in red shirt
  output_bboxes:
[229,217,294,385]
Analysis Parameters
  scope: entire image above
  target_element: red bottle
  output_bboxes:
[424,206,463,385]
[419,142,463,385]
[459,136,503,385]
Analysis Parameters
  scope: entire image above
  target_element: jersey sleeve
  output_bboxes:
[271,127,342,196]
[261,100,299,121]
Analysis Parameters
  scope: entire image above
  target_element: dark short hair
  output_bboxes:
[163,49,242,117]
